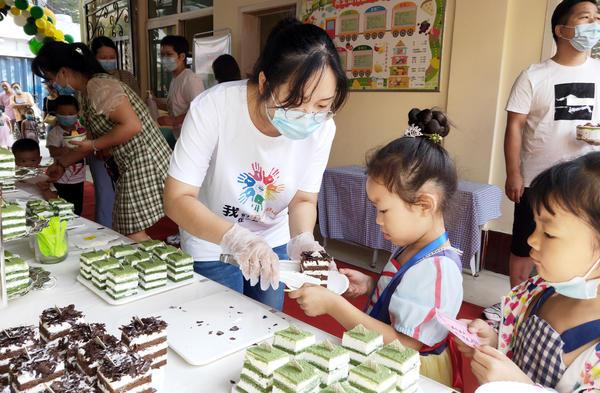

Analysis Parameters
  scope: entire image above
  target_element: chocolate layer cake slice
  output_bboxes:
[47,371,95,392]
[120,316,168,370]
[51,323,107,372]
[300,251,333,287]
[9,347,65,393]
[39,305,85,343]
[76,334,127,384]
[0,326,39,378]
[97,352,152,393]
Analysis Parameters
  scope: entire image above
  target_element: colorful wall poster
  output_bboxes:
[300,0,445,91]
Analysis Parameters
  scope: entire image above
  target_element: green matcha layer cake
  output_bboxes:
[319,382,362,393]
[26,199,54,219]
[273,325,316,355]
[138,239,164,252]
[2,202,26,239]
[5,255,30,297]
[348,361,396,393]
[48,198,75,218]
[0,147,15,178]
[237,343,290,393]
[396,383,420,393]
[300,341,349,387]
[342,325,383,365]
[105,266,139,300]
[273,359,320,393]
[122,250,151,268]
[166,250,194,282]
[110,244,137,259]
[79,250,108,280]
[91,257,121,290]
[136,259,167,290]
[369,340,420,390]
[152,245,179,260]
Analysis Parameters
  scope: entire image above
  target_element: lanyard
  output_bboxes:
[368,232,449,323]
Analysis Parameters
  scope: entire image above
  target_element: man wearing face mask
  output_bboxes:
[0,81,16,134]
[154,35,204,139]
[9,82,34,131]
[497,0,600,307]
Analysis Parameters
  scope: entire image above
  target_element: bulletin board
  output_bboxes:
[299,0,446,91]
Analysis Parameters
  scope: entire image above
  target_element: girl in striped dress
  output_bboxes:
[290,108,464,388]
[32,42,171,241]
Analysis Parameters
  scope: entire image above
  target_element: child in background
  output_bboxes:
[20,108,38,142]
[456,153,600,392]
[46,95,86,215]
[289,108,464,388]
[0,107,14,148]
[12,138,57,200]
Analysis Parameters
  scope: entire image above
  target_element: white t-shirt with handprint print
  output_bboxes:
[168,80,336,262]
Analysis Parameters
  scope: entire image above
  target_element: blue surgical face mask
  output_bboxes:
[57,114,78,127]
[564,22,600,52]
[52,82,76,96]
[161,56,178,72]
[548,257,600,299]
[99,59,118,72]
[266,94,328,140]
[25,114,34,120]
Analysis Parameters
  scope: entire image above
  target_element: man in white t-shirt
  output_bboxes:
[504,0,600,288]
[156,35,204,139]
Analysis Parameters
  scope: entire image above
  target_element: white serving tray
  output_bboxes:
[77,274,195,306]
[159,291,289,366]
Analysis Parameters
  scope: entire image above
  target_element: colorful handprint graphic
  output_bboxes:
[237,162,285,212]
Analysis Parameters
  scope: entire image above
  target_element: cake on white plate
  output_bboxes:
[576,123,600,142]
[300,251,334,287]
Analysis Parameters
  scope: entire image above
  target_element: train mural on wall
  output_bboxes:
[301,0,445,91]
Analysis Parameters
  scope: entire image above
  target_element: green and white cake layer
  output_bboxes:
[246,343,290,376]
[319,381,362,393]
[239,361,274,391]
[138,239,164,252]
[166,251,193,267]
[106,266,138,284]
[80,250,108,265]
[123,251,152,267]
[273,359,320,393]
[152,245,179,259]
[396,383,420,393]
[110,244,137,259]
[91,257,121,288]
[342,325,383,356]
[5,256,28,274]
[273,325,316,355]
[348,362,396,393]
[167,271,193,282]
[315,364,349,386]
[369,340,420,376]
[106,287,138,299]
[300,341,349,372]
[2,203,25,218]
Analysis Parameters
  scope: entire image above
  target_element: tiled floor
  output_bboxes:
[323,238,510,308]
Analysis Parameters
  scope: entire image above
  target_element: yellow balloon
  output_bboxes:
[27,4,30,10]
[35,19,46,29]
[43,7,50,15]
[10,5,20,15]
[54,30,64,41]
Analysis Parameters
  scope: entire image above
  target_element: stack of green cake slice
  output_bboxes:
[273,325,316,356]
[165,250,194,282]
[122,250,152,268]
[273,359,321,393]
[1,202,26,240]
[0,147,15,179]
[136,258,167,290]
[4,251,30,298]
[237,343,290,393]
[48,198,75,219]
[79,250,108,280]
[105,265,139,300]
[347,361,397,393]
[110,244,137,260]
[319,382,361,393]
[369,340,420,393]
[26,199,54,220]
[138,239,164,253]
[90,257,121,290]
[152,245,179,260]
[300,341,350,387]
[341,325,383,365]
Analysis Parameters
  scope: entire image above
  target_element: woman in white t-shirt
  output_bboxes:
[155,35,204,139]
[164,18,349,310]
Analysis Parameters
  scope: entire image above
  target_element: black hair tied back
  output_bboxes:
[407,108,450,144]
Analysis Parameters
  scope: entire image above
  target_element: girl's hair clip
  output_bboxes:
[427,133,443,144]
[404,124,423,138]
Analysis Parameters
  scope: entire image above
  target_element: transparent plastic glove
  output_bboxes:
[286,232,324,260]
[220,224,280,290]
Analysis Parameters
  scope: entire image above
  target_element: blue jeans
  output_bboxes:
[87,154,116,228]
[194,244,287,311]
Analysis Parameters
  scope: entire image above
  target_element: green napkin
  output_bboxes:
[36,217,68,257]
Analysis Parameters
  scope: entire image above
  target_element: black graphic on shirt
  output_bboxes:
[554,83,595,121]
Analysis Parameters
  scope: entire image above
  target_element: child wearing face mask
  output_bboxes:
[46,95,86,215]
[289,108,464,389]
[456,152,600,392]
[20,108,38,142]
